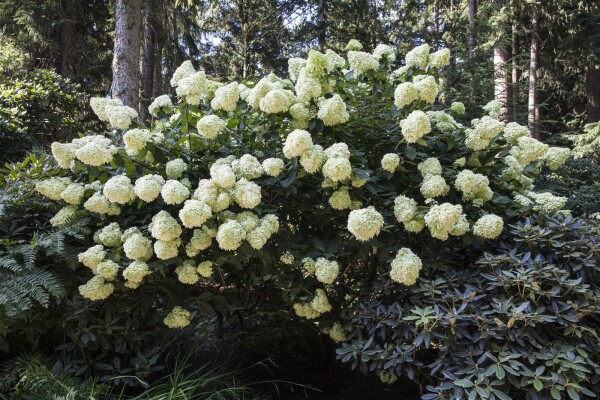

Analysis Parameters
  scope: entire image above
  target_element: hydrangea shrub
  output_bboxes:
[38,41,573,392]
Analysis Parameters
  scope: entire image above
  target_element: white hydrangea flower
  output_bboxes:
[211,82,239,112]
[347,51,379,75]
[216,220,246,251]
[381,153,400,172]
[424,203,463,240]
[75,136,117,166]
[347,206,384,241]
[103,175,136,204]
[295,68,322,102]
[283,129,313,159]
[197,115,226,140]
[192,179,219,207]
[390,248,422,286]
[161,179,189,205]
[236,211,260,232]
[329,187,352,210]
[176,71,208,105]
[96,222,122,247]
[327,323,346,342]
[503,122,530,144]
[404,218,425,233]
[420,175,449,198]
[262,158,285,176]
[305,50,329,77]
[186,228,213,256]
[394,196,418,223]
[165,158,188,179]
[417,158,442,176]
[83,192,116,215]
[414,75,438,104]
[79,276,114,301]
[280,251,295,265]
[163,306,191,329]
[324,143,351,159]
[150,211,182,241]
[450,102,465,115]
[105,104,138,129]
[210,164,236,189]
[325,49,345,71]
[529,192,567,214]
[310,289,332,313]
[401,110,431,143]
[315,258,339,284]
[170,60,196,87]
[123,261,150,287]
[428,48,450,68]
[232,154,264,180]
[300,145,327,173]
[543,147,570,170]
[78,245,106,269]
[322,157,352,182]
[234,179,262,209]
[90,97,123,122]
[465,116,505,151]
[394,82,419,109]
[154,238,181,260]
[179,199,212,228]
[449,214,470,236]
[247,79,276,108]
[60,183,85,205]
[455,170,493,203]
[96,260,119,281]
[428,111,460,132]
[259,89,290,114]
[510,136,549,165]
[51,142,77,168]
[176,260,200,284]
[36,177,72,201]
[317,94,349,126]
[483,99,502,119]
[123,129,152,152]
[288,57,307,83]
[405,44,430,69]
[197,261,213,278]
[123,233,153,261]
[134,174,165,202]
[472,214,504,239]
[148,95,173,116]
[345,39,363,51]
[373,44,396,62]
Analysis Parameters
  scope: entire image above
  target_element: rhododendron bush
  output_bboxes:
[38,41,576,393]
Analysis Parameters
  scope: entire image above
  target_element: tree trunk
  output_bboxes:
[317,0,326,52]
[140,0,156,122]
[153,40,164,97]
[494,47,510,121]
[527,5,540,138]
[511,18,519,121]
[468,0,476,63]
[111,0,142,111]
[586,66,600,123]
[58,0,77,76]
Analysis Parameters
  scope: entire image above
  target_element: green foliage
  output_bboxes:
[338,214,600,399]
[0,70,101,162]
[535,157,600,216]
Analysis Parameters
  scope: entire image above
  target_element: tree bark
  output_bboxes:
[527,5,540,138]
[317,0,326,52]
[494,47,510,121]
[140,0,156,122]
[586,66,600,123]
[468,0,476,63]
[111,0,142,111]
[58,0,77,76]
[511,17,519,121]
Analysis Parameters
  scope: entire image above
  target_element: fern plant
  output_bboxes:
[0,222,88,333]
